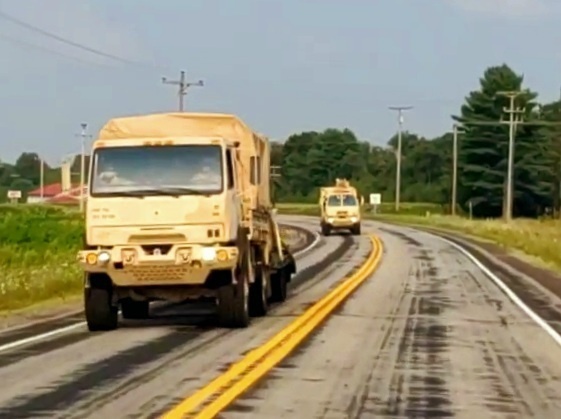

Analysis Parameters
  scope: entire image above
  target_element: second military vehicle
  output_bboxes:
[319,178,361,236]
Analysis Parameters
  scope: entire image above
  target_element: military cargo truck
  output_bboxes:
[77,112,297,331]
[319,178,361,236]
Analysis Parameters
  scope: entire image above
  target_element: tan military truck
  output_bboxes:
[318,178,361,236]
[77,112,296,331]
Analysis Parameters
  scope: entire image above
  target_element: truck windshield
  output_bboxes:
[90,145,223,196]
[326,194,357,206]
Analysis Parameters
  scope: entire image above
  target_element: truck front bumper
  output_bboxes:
[323,216,360,229]
[77,244,239,287]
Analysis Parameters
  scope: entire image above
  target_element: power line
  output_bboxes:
[0,32,113,67]
[0,10,164,70]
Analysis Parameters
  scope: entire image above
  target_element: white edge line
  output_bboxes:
[0,321,86,352]
[0,223,321,354]
[436,234,561,347]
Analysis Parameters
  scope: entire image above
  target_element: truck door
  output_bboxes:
[225,147,241,238]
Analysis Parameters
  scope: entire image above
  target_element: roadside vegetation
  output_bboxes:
[0,204,83,313]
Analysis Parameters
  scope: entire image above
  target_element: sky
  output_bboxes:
[1,0,561,165]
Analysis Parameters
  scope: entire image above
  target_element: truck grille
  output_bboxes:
[127,265,190,282]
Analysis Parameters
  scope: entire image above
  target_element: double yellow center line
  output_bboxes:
[162,234,384,419]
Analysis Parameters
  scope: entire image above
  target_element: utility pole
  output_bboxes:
[497,91,525,222]
[161,70,204,111]
[271,165,281,207]
[77,123,92,213]
[39,156,44,200]
[388,105,413,212]
[451,123,465,216]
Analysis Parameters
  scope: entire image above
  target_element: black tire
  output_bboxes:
[321,224,331,236]
[84,284,118,332]
[270,270,288,303]
[249,264,269,317]
[352,224,361,236]
[121,298,150,319]
[216,274,250,328]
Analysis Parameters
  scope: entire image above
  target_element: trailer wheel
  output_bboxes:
[249,264,269,317]
[270,269,288,303]
[121,298,150,319]
[84,274,118,332]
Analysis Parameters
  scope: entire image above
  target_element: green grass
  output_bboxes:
[0,204,305,315]
[0,205,84,313]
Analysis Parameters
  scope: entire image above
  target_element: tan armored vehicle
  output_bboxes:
[77,112,296,331]
[319,178,361,236]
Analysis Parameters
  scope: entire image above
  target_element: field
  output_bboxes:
[0,204,307,315]
[0,204,83,313]
[276,202,561,274]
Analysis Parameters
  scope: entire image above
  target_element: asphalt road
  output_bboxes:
[224,219,561,418]
[2,215,561,418]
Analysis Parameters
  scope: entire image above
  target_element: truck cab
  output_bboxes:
[77,112,296,332]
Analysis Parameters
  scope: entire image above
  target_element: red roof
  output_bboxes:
[29,183,63,197]
[28,183,81,198]
[47,185,87,204]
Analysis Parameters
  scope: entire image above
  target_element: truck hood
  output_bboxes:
[325,205,360,217]
[87,196,221,226]
[86,196,226,245]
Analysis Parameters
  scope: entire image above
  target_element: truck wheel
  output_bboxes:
[217,261,250,328]
[321,224,331,236]
[352,224,361,236]
[270,270,288,303]
[84,279,118,332]
[121,298,149,319]
[249,265,269,317]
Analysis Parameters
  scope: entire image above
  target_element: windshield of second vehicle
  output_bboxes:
[90,144,223,195]
[326,194,357,206]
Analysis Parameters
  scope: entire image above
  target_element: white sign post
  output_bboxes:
[369,193,381,213]
[7,190,21,204]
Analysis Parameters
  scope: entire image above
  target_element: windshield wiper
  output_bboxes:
[158,186,207,196]
[98,187,210,198]
[98,191,146,198]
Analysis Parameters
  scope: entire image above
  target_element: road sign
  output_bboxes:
[7,190,21,199]
[369,193,381,205]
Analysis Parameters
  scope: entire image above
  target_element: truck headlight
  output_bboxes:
[201,247,217,261]
[350,216,358,223]
[98,251,111,264]
[327,217,334,223]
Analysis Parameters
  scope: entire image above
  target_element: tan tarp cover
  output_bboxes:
[96,112,271,209]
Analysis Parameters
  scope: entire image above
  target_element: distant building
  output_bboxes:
[27,155,89,205]
[27,183,87,204]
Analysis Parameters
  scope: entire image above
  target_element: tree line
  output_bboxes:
[1,63,560,218]
[273,64,561,218]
